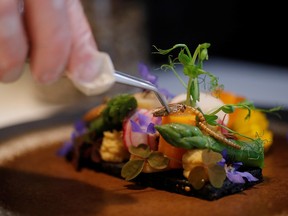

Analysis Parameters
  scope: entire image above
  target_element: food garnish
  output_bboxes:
[60,43,280,200]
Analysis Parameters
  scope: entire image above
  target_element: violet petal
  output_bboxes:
[57,141,73,156]
[138,63,158,85]
[146,123,156,134]
[74,120,86,133]
[227,172,245,184]
[221,149,228,160]
[138,112,150,127]
[217,158,226,167]
[130,120,145,133]
[238,171,259,182]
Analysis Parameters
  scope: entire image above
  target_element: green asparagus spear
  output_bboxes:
[89,94,137,135]
[155,123,264,168]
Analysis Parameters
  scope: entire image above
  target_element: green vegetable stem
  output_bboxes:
[155,123,264,168]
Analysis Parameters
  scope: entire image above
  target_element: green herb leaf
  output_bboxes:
[188,166,208,190]
[203,114,218,126]
[199,43,211,49]
[207,164,226,188]
[200,48,208,61]
[178,50,190,65]
[147,152,169,170]
[202,149,223,165]
[128,144,151,159]
[121,159,145,181]
[200,150,226,188]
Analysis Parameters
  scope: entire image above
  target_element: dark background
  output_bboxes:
[145,1,287,67]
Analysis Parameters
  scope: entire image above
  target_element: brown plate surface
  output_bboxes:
[0,120,288,216]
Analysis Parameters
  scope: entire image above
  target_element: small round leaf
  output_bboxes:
[147,152,169,170]
[202,149,223,165]
[207,164,226,188]
[121,159,145,181]
[129,144,151,158]
[188,166,208,190]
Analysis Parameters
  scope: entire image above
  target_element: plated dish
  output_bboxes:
[0,44,287,215]
[1,121,288,216]
[59,43,280,200]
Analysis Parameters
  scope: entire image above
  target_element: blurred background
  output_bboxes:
[82,0,288,68]
[82,0,287,118]
[145,1,288,67]
[0,0,287,130]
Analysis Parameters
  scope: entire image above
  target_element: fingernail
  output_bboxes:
[0,66,23,83]
[71,53,102,83]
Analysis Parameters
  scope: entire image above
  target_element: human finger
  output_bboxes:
[24,0,72,84]
[66,0,101,83]
[0,0,28,83]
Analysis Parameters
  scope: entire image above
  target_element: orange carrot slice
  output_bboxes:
[158,109,196,169]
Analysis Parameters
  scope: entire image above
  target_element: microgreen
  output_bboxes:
[153,43,221,107]
[153,43,281,136]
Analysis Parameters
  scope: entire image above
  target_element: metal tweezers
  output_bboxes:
[115,71,170,113]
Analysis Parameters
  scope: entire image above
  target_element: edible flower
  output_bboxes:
[225,162,259,183]
[138,63,175,100]
[123,109,161,150]
[138,62,158,85]
[219,149,259,184]
[57,120,87,156]
[130,112,161,134]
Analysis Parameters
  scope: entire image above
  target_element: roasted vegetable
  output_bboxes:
[89,94,138,135]
[155,123,264,168]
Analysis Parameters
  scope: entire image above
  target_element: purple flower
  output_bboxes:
[130,112,161,134]
[57,120,87,156]
[225,162,258,183]
[219,149,259,184]
[138,63,158,86]
[138,63,175,100]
